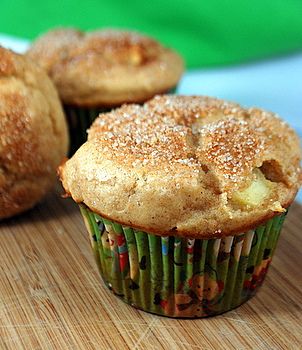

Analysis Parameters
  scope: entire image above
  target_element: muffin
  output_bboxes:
[58,95,301,318]
[27,28,184,154]
[0,47,68,219]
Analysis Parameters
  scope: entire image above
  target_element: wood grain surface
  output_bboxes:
[0,185,301,350]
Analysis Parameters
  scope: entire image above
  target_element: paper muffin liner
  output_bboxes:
[64,87,178,155]
[79,205,286,318]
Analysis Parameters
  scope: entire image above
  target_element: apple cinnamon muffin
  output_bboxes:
[0,47,68,219]
[59,95,301,317]
[27,28,184,154]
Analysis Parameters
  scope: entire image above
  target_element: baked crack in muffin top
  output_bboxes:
[59,95,301,238]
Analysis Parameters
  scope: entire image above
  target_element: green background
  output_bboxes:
[1,0,302,68]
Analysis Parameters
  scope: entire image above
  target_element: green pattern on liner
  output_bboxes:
[232,230,254,308]
[216,237,232,308]
[173,237,182,294]
[184,239,194,291]
[161,236,172,312]
[148,234,162,314]
[197,240,208,276]
[271,213,287,256]
[79,206,103,274]
[80,204,287,318]
[134,231,151,310]
[168,86,177,94]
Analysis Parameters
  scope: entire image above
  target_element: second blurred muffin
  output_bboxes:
[0,47,68,219]
[27,28,184,154]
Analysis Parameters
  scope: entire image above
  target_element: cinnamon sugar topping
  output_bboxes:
[27,29,184,106]
[27,29,168,70]
[89,95,268,185]
[200,118,264,183]
[60,95,301,238]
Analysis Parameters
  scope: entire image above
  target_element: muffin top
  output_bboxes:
[26,28,184,107]
[59,95,301,238]
[0,47,68,219]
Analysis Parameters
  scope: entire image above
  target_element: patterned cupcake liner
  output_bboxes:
[64,87,178,155]
[79,205,287,318]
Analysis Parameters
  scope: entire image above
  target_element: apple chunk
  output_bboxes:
[232,169,272,206]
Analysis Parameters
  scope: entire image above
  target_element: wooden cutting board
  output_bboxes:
[0,185,301,350]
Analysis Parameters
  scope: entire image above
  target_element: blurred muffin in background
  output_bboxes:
[0,47,68,219]
[27,28,184,154]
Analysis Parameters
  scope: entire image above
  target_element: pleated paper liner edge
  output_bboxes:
[80,204,286,318]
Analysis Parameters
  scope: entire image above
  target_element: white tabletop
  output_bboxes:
[1,33,301,203]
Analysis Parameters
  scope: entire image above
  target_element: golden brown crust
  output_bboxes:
[0,47,69,219]
[26,28,184,107]
[74,197,294,239]
[59,95,301,238]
